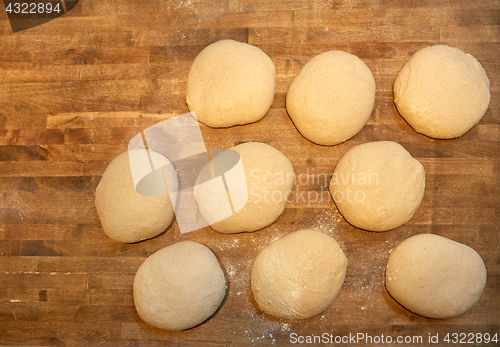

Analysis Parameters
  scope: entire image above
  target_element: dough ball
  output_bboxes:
[329,141,425,232]
[251,229,347,320]
[286,50,376,145]
[95,149,177,243]
[194,142,294,234]
[394,45,490,139]
[133,241,226,330]
[386,234,487,319]
[186,39,276,128]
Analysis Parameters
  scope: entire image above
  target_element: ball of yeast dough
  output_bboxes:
[251,229,347,320]
[133,241,226,330]
[193,142,294,234]
[95,149,177,243]
[286,50,376,145]
[186,39,276,128]
[394,45,490,139]
[329,141,425,232]
[386,234,487,319]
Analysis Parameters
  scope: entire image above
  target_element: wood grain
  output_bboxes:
[0,0,499,345]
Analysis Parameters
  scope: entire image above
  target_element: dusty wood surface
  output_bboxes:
[0,0,499,346]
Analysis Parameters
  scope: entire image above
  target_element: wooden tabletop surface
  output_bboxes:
[0,0,499,346]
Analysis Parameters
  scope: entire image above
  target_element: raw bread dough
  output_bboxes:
[95,149,177,243]
[194,142,294,233]
[186,39,276,128]
[386,234,487,319]
[286,50,376,145]
[329,141,425,232]
[251,229,347,320]
[394,45,490,139]
[133,241,226,330]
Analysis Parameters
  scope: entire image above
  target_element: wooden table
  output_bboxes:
[0,0,499,345]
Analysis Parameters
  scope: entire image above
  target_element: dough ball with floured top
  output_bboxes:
[95,149,177,243]
[186,39,276,128]
[286,50,376,145]
[329,141,425,232]
[386,234,487,319]
[193,142,294,234]
[133,241,227,330]
[251,229,347,320]
[394,45,490,139]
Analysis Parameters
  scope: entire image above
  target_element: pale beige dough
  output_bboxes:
[194,142,294,234]
[394,45,490,139]
[251,229,347,320]
[95,149,177,243]
[386,234,487,319]
[186,39,276,128]
[133,241,226,330]
[286,50,376,145]
[329,141,425,232]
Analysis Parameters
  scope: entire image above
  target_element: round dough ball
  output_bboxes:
[251,229,347,320]
[394,45,490,139]
[95,149,177,243]
[286,50,376,145]
[329,141,425,232]
[386,234,487,319]
[186,39,276,128]
[194,142,294,234]
[133,241,226,330]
